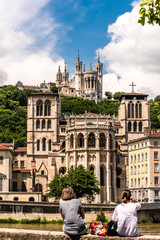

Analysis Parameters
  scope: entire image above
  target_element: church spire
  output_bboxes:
[64,62,66,72]
[78,50,80,62]
[98,52,100,63]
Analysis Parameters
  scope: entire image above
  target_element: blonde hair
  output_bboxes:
[121,190,131,203]
[61,187,76,200]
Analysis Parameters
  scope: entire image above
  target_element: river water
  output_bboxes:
[0,223,160,235]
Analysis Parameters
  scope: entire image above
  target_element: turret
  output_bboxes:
[74,50,83,96]
[56,65,62,87]
[95,52,103,101]
[62,62,69,86]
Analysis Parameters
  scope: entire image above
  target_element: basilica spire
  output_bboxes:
[78,50,80,62]
[98,52,100,63]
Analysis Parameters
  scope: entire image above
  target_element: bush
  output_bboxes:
[56,219,63,224]
[96,209,107,223]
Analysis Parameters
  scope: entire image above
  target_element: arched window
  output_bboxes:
[136,103,138,118]
[36,100,43,116]
[109,134,113,149]
[29,197,35,202]
[41,170,44,175]
[61,141,65,152]
[37,140,40,151]
[42,120,46,129]
[36,120,40,129]
[48,140,52,151]
[90,166,94,173]
[70,134,73,148]
[139,121,142,132]
[59,167,66,175]
[78,133,84,147]
[44,100,51,116]
[99,133,106,148]
[13,197,19,201]
[132,103,134,118]
[42,138,46,151]
[0,197,3,200]
[128,103,130,118]
[47,120,51,129]
[133,121,137,132]
[100,167,104,186]
[128,121,131,132]
[34,183,42,192]
[88,133,95,147]
[139,103,142,118]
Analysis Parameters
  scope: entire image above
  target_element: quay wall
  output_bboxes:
[0,201,160,222]
[0,229,159,240]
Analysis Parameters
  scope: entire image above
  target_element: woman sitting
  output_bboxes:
[112,190,141,237]
[59,186,88,235]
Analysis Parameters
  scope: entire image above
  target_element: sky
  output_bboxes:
[0,0,160,99]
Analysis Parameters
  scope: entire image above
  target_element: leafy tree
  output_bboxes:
[138,0,160,25]
[46,167,101,200]
[105,91,113,99]
[113,92,124,100]
[50,86,58,93]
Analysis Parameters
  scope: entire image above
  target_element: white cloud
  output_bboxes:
[99,1,160,99]
[0,0,63,86]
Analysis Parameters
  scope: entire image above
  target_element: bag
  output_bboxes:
[106,220,118,236]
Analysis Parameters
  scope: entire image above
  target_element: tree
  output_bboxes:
[50,86,58,93]
[105,91,113,99]
[46,167,101,200]
[113,92,124,100]
[138,0,160,25]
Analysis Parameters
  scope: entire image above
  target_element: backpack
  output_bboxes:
[106,220,118,236]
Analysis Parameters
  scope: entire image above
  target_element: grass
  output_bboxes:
[0,217,63,224]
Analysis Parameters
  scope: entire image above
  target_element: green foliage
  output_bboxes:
[56,219,63,224]
[0,217,18,223]
[0,217,63,224]
[46,167,101,200]
[105,91,113,99]
[50,86,58,93]
[96,209,107,223]
[113,92,125,100]
[138,0,160,25]
[149,98,160,129]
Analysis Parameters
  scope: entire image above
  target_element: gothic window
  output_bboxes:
[128,121,131,132]
[109,134,113,149]
[99,133,106,148]
[133,121,137,132]
[132,103,134,118]
[139,103,142,118]
[136,103,138,118]
[88,133,95,147]
[90,166,94,173]
[70,134,74,148]
[139,121,142,132]
[128,103,130,118]
[34,183,42,192]
[100,166,104,186]
[36,100,43,116]
[42,119,46,129]
[48,140,52,151]
[42,138,46,151]
[37,140,40,151]
[47,120,51,129]
[44,100,51,116]
[59,167,66,175]
[36,120,40,129]
[78,133,84,148]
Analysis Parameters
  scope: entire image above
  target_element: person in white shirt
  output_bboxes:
[112,190,141,237]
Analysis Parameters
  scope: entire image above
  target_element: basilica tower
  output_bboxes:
[95,52,103,101]
[74,50,83,97]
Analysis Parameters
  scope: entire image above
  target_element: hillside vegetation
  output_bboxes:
[0,85,159,146]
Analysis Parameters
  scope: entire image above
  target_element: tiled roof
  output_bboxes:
[13,169,31,173]
[15,147,27,152]
[0,144,10,150]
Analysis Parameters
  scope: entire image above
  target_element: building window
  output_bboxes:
[142,164,144,174]
[61,157,65,163]
[22,182,27,192]
[133,121,137,132]
[14,161,18,167]
[13,182,18,191]
[134,166,136,174]
[132,103,134,118]
[99,133,106,148]
[131,166,133,175]
[128,121,131,132]
[59,167,66,175]
[138,178,140,187]
[145,164,148,173]
[117,178,120,188]
[145,152,147,161]
[13,197,19,201]
[36,120,40,129]
[154,151,159,160]
[142,143,143,148]
[155,190,159,197]
[128,103,131,118]
[145,142,147,147]
[78,133,84,148]
[44,100,51,116]
[139,121,142,132]
[42,138,46,151]
[21,153,24,157]
[134,155,136,163]
[88,133,95,147]
[51,158,55,166]
[100,167,104,186]
[37,140,40,151]
[13,173,18,179]
[134,178,137,187]
[61,128,66,133]
[36,100,43,116]
[29,197,35,202]
[154,163,159,173]
[22,173,27,179]
[138,165,140,174]
[47,120,51,129]
[0,157,3,164]
[154,141,159,146]
[48,140,52,151]
[42,119,46,129]
[138,154,140,162]
[145,177,148,186]
[41,170,44,175]
[136,103,138,118]
[139,103,142,118]
[0,179,2,191]
[20,161,24,168]
[154,176,159,186]
[131,155,133,163]
[131,179,133,187]
[141,153,144,161]
[70,134,74,148]
[134,144,136,149]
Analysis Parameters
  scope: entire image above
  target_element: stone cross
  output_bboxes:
[130,82,136,92]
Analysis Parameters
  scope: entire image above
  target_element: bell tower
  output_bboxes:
[75,50,83,97]
[95,52,103,101]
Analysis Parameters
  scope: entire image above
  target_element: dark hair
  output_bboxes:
[61,187,76,200]
[121,190,131,203]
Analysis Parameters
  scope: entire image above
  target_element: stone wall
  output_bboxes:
[0,229,159,240]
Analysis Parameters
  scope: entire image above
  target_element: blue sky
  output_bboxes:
[0,0,160,98]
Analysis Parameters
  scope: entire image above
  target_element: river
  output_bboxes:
[0,223,160,235]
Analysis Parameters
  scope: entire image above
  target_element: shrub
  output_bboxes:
[96,209,107,223]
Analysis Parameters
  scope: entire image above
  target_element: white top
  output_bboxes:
[112,202,141,237]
